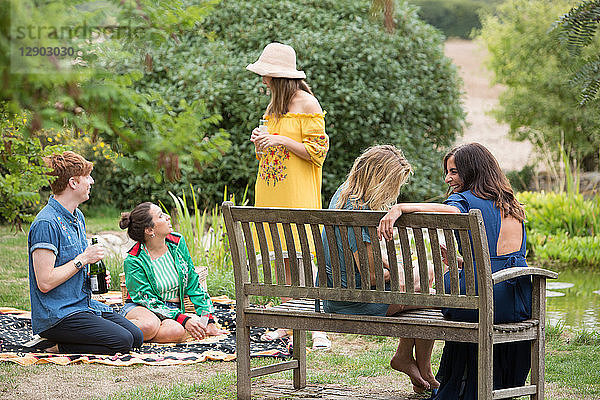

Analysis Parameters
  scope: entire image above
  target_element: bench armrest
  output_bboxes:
[492,266,558,285]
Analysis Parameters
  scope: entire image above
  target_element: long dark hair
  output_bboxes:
[266,78,314,119]
[444,143,525,222]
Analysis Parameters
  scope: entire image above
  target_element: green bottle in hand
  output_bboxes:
[89,237,108,294]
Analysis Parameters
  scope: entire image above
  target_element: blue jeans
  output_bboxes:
[41,310,143,355]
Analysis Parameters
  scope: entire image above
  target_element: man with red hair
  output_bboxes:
[28,151,143,354]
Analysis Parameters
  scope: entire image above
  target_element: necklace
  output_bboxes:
[145,243,168,260]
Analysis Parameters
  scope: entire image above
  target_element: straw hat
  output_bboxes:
[246,42,306,79]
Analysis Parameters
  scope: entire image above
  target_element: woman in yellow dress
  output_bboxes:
[246,42,330,348]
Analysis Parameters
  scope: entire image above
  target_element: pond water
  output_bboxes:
[545,268,600,331]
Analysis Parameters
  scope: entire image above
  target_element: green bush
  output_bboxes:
[519,191,600,237]
[0,106,66,228]
[88,0,464,210]
[196,0,464,205]
[410,0,498,39]
[506,164,535,193]
[519,191,600,269]
[528,232,600,269]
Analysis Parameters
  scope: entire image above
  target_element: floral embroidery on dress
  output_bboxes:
[304,133,329,160]
[258,145,290,186]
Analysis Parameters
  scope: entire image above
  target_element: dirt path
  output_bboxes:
[444,39,534,171]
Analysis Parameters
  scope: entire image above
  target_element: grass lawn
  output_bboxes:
[1,213,599,399]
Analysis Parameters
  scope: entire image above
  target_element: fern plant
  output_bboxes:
[555,0,600,104]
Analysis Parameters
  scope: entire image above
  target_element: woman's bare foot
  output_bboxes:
[417,366,440,391]
[43,344,59,353]
[206,322,228,336]
[414,339,440,390]
[390,353,430,392]
[260,328,292,341]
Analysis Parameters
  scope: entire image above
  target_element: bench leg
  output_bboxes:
[478,337,493,400]
[292,329,307,389]
[531,277,546,400]
[236,323,252,400]
[531,334,545,400]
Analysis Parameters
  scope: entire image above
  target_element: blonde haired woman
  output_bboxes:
[321,145,436,392]
[247,42,330,348]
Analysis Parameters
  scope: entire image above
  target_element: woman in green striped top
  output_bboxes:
[119,202,226,343]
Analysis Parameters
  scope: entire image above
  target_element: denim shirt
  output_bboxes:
[28,196,112,334]
[322,185,371,289]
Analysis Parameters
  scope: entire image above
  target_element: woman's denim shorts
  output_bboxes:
[119,300,181,319]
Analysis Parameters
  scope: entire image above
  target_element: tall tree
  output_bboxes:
[479,0,600,170]
[371,0,395,32]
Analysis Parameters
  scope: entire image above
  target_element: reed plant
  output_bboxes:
[546,321,565,343]
[104,253,125,292]
[167,186,247,299]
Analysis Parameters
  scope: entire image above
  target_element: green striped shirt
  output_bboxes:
[150,250,179,301]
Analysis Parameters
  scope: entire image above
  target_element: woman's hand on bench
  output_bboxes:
[378,205,403,240]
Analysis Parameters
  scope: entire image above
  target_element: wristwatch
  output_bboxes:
[73,257,83,270]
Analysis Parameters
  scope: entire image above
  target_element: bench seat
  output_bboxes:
[246,299,540,343]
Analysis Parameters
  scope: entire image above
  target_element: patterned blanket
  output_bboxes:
[0,298,291,366]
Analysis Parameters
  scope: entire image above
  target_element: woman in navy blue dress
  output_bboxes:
[378,143,532,399]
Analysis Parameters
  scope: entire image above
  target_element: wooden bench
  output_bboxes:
[221,201,557,400]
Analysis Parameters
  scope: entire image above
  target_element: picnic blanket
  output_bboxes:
[0,297,292,366]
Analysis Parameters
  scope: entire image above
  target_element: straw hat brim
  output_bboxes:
[246,61,306,79]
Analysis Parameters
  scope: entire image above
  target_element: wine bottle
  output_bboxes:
[89,237,108,294]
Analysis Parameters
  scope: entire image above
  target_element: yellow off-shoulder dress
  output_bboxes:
[254,112,329,252]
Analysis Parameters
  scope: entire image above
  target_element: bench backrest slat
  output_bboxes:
[384,237,400,291]
[310,223,328,288]
[443,228,461,295]
[353,226,371,290]
[458,229,477,295]
[297,224,314,288]
[368,226,386,291]
[323,225,342,288]
[413,228,430,294]
[241,222,259,284]
[268,223,286,284]
[254,222,272,284]
[398,227,414,294]
[222,203,492,310]
[282,223,300,286]
[338,225,356,291]
[428,228,445,294]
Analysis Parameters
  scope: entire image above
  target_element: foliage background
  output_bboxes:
[554,0,600,105]
[479,0,600,172]
[88,0,465,211]
[409,0,501,39]
[519,191,600,268]
[0,0,231,221]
